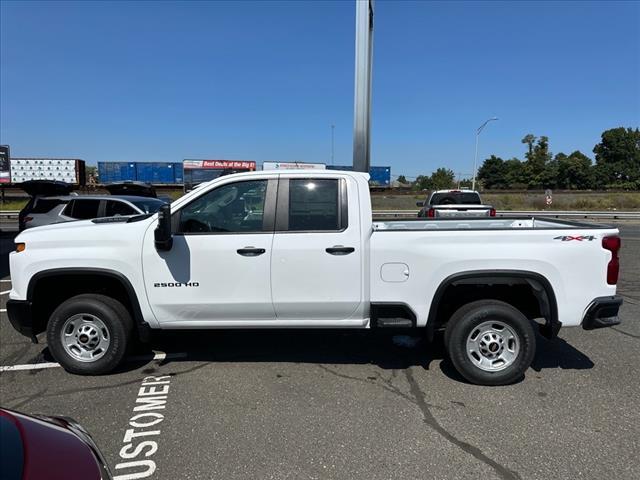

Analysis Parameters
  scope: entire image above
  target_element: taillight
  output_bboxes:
[602,235,621,285]
[489,208,496,217]
[427,208,435,218]
[24,216,33,223]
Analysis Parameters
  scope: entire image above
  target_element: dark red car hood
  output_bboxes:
[0,409,103,480]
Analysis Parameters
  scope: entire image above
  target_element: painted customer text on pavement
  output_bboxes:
[113,375,172,480]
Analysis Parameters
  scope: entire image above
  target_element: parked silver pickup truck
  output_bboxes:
[417,189,495,218]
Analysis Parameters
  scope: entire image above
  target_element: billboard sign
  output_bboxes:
[183,160,256,170]
[262,162,326,170]
[0,145,10,184]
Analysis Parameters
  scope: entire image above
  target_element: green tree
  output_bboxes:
[477,155,507,189]
[556,151,594,189]
[413,175,432,191]
[397,175,407,184]
[429,168,456,190]
[519,135,553,188]
[539,159,560,189]
[85,165,97,183]
[521,134,536,159]
[593,127,640,189]
[504,158,526,189]
[529,136,553,187]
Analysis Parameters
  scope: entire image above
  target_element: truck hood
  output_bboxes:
[15,215,154,242]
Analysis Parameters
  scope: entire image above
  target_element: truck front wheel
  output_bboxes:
[46,294,133,375]
[444,300,536,386]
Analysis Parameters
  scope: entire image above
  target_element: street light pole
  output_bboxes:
[472,116,498,191]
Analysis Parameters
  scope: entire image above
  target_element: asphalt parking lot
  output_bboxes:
[1,223,639,480]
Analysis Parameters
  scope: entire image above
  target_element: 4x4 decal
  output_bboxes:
[554,235,596,241]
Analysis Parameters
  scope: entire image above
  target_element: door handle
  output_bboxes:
[237,247,266,257]
[325,246,355,255]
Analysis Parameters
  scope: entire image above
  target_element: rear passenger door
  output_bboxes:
[105,200,137,216]
[270,175,363,320]
[61,199,102,220]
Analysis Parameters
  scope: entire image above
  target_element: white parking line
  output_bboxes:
[0,352,188,372]
[0,279,11,283]
[0,362,61,372]
[0,309,6,313]
[0,290,10,295]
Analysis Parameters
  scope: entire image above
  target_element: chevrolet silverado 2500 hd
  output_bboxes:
[6,170,623,385]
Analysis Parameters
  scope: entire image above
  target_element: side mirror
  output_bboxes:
[416,201,424,207]
[154,204,173,251]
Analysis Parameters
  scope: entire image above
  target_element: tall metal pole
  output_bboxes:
[352,0,374,173]
[472,117,498,191]
[331,124,335,165]
[472,134,480,191]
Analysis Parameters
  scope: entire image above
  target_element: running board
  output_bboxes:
[375,318,414,328]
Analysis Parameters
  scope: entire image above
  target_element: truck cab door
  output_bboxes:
[270,175,364,320]
[142,177,277,324]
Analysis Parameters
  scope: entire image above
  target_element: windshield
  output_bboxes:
[429,192,482,205]
[131,198,165,214]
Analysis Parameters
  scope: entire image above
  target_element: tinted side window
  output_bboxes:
[288,179,341,231]
[105,200,136,216]
[31,199,66,213]
[61,200,74,217]
[178,180,267,233]
[69,199,101,219]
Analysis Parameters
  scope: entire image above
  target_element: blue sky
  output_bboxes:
[1,0,638,179]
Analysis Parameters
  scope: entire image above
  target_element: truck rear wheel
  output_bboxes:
[46,294,133,375]
[444,300,536,386]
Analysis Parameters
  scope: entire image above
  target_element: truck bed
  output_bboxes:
[373,216,611,231]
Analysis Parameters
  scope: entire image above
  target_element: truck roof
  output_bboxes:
[432,189,479,194]
[201,168,371,183]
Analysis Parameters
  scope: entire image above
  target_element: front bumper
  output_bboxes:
[582,296,623,330]
[6,299,38,342]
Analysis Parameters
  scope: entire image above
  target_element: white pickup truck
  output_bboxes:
[7,170,623,385]
[417,189,496,218]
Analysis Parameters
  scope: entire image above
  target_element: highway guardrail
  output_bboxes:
[373,210,640,219]
[2,210,640,220]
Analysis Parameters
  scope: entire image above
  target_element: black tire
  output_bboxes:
[46,294,133,375]
[444,299,536,386]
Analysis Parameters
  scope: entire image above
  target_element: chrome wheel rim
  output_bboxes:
[60,313,110,362]
[466,320,520,372]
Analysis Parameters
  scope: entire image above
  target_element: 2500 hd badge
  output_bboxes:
[153,282,200,288]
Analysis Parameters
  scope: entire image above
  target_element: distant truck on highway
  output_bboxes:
[417,189,496,218]
[7,170,622,385]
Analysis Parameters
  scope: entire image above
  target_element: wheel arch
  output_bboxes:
[27,267,150,341]
[426,269,560,340]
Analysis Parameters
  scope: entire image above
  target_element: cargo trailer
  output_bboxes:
[98,162,137,183]
[135,162,178,184]
[98,162,184,184]
[183,159,256,191]
[10,158,86,186]
[326,165,391,188]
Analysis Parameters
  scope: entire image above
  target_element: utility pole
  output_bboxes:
[331,124,335,165]
[352,0,374,173]
[472,117,498,191]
